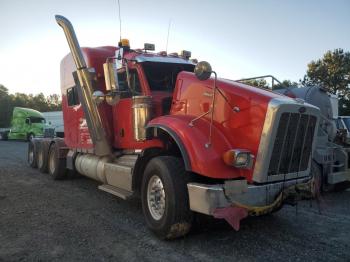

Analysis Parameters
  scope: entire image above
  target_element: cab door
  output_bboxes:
[112,66,145,149]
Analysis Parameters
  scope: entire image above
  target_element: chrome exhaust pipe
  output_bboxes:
[55,15,111,156]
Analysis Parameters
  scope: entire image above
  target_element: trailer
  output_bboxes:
[28,15,320,238]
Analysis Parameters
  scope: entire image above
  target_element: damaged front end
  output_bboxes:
[187,177,316,230]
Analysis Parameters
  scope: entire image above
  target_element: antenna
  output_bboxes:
[117,0,122,42]
[165,19,171,53]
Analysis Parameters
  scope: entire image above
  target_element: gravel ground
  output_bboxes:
[0,141,350,261]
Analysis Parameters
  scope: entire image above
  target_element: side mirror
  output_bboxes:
[116,48,124,70]
[92,90,105,105]
[103,61,121,106]
[103,62,119,92]
[194,61,212,81]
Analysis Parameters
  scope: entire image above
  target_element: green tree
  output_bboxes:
[46,94,62,111]
[302,49,350,115]
[273,80,298,89]
[241,78,297,90]
[242,78,269,89]
[302,49,350,98]
[0,85,12,127]
[0,84,9,97]
[0,84,62,127]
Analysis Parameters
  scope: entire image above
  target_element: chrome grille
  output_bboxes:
[44,128,55,138]
[268,112,317,176]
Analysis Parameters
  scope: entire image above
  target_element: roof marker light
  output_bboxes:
[180,50,191,59]
[144,43,155,51]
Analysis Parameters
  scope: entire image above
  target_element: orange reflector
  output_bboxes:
[222,149,254,169]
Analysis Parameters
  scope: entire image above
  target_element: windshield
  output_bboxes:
[142,62,194,92]
[336,119,345,129]
[342,118,350,131]
[30,117,46,124]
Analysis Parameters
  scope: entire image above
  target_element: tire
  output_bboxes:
[141,156,192,239]
[48,142,67,180]
[27,140,38,168]
[37,141,49,173]
[0,132,8,141]
[333,181,350,192]
[27,133,34,142]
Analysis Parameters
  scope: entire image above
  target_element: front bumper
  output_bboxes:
[187,176,313,216]
[327,170,350,184]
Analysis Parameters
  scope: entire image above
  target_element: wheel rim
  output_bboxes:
[147,175,166,221]
[48,150,55,174]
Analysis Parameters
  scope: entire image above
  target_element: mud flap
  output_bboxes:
[213,206,248,231]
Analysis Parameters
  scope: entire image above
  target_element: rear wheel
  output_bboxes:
[27,140,38,168]
[141,156,192,239]
[48,143,67,180]
[37,142,48,173]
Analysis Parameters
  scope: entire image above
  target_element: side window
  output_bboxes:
[129,71,141,94]
[117,69,142,98]
[67,86,80,106]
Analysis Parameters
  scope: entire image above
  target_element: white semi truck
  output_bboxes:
[42,111,64,138]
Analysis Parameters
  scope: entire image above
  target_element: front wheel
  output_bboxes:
[27,133,34,141]
[0,132,8,141]
[141,156,192,239]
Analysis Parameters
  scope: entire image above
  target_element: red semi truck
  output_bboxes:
[28,15,320,239]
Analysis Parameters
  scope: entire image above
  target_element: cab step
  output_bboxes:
[98,184,133,200]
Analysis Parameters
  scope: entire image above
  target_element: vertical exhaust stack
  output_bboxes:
[55,15,111,156]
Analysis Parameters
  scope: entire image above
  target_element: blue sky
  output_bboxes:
[0,0,349,95]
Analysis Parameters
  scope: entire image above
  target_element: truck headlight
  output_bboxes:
[223,149,254,169]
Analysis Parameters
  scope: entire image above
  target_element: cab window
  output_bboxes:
[67,86,80,106]
[30,117,45,124]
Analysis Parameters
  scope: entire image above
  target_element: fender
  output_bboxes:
[147,115,252,180]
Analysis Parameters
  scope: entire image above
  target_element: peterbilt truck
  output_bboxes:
[28,15,320,239]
